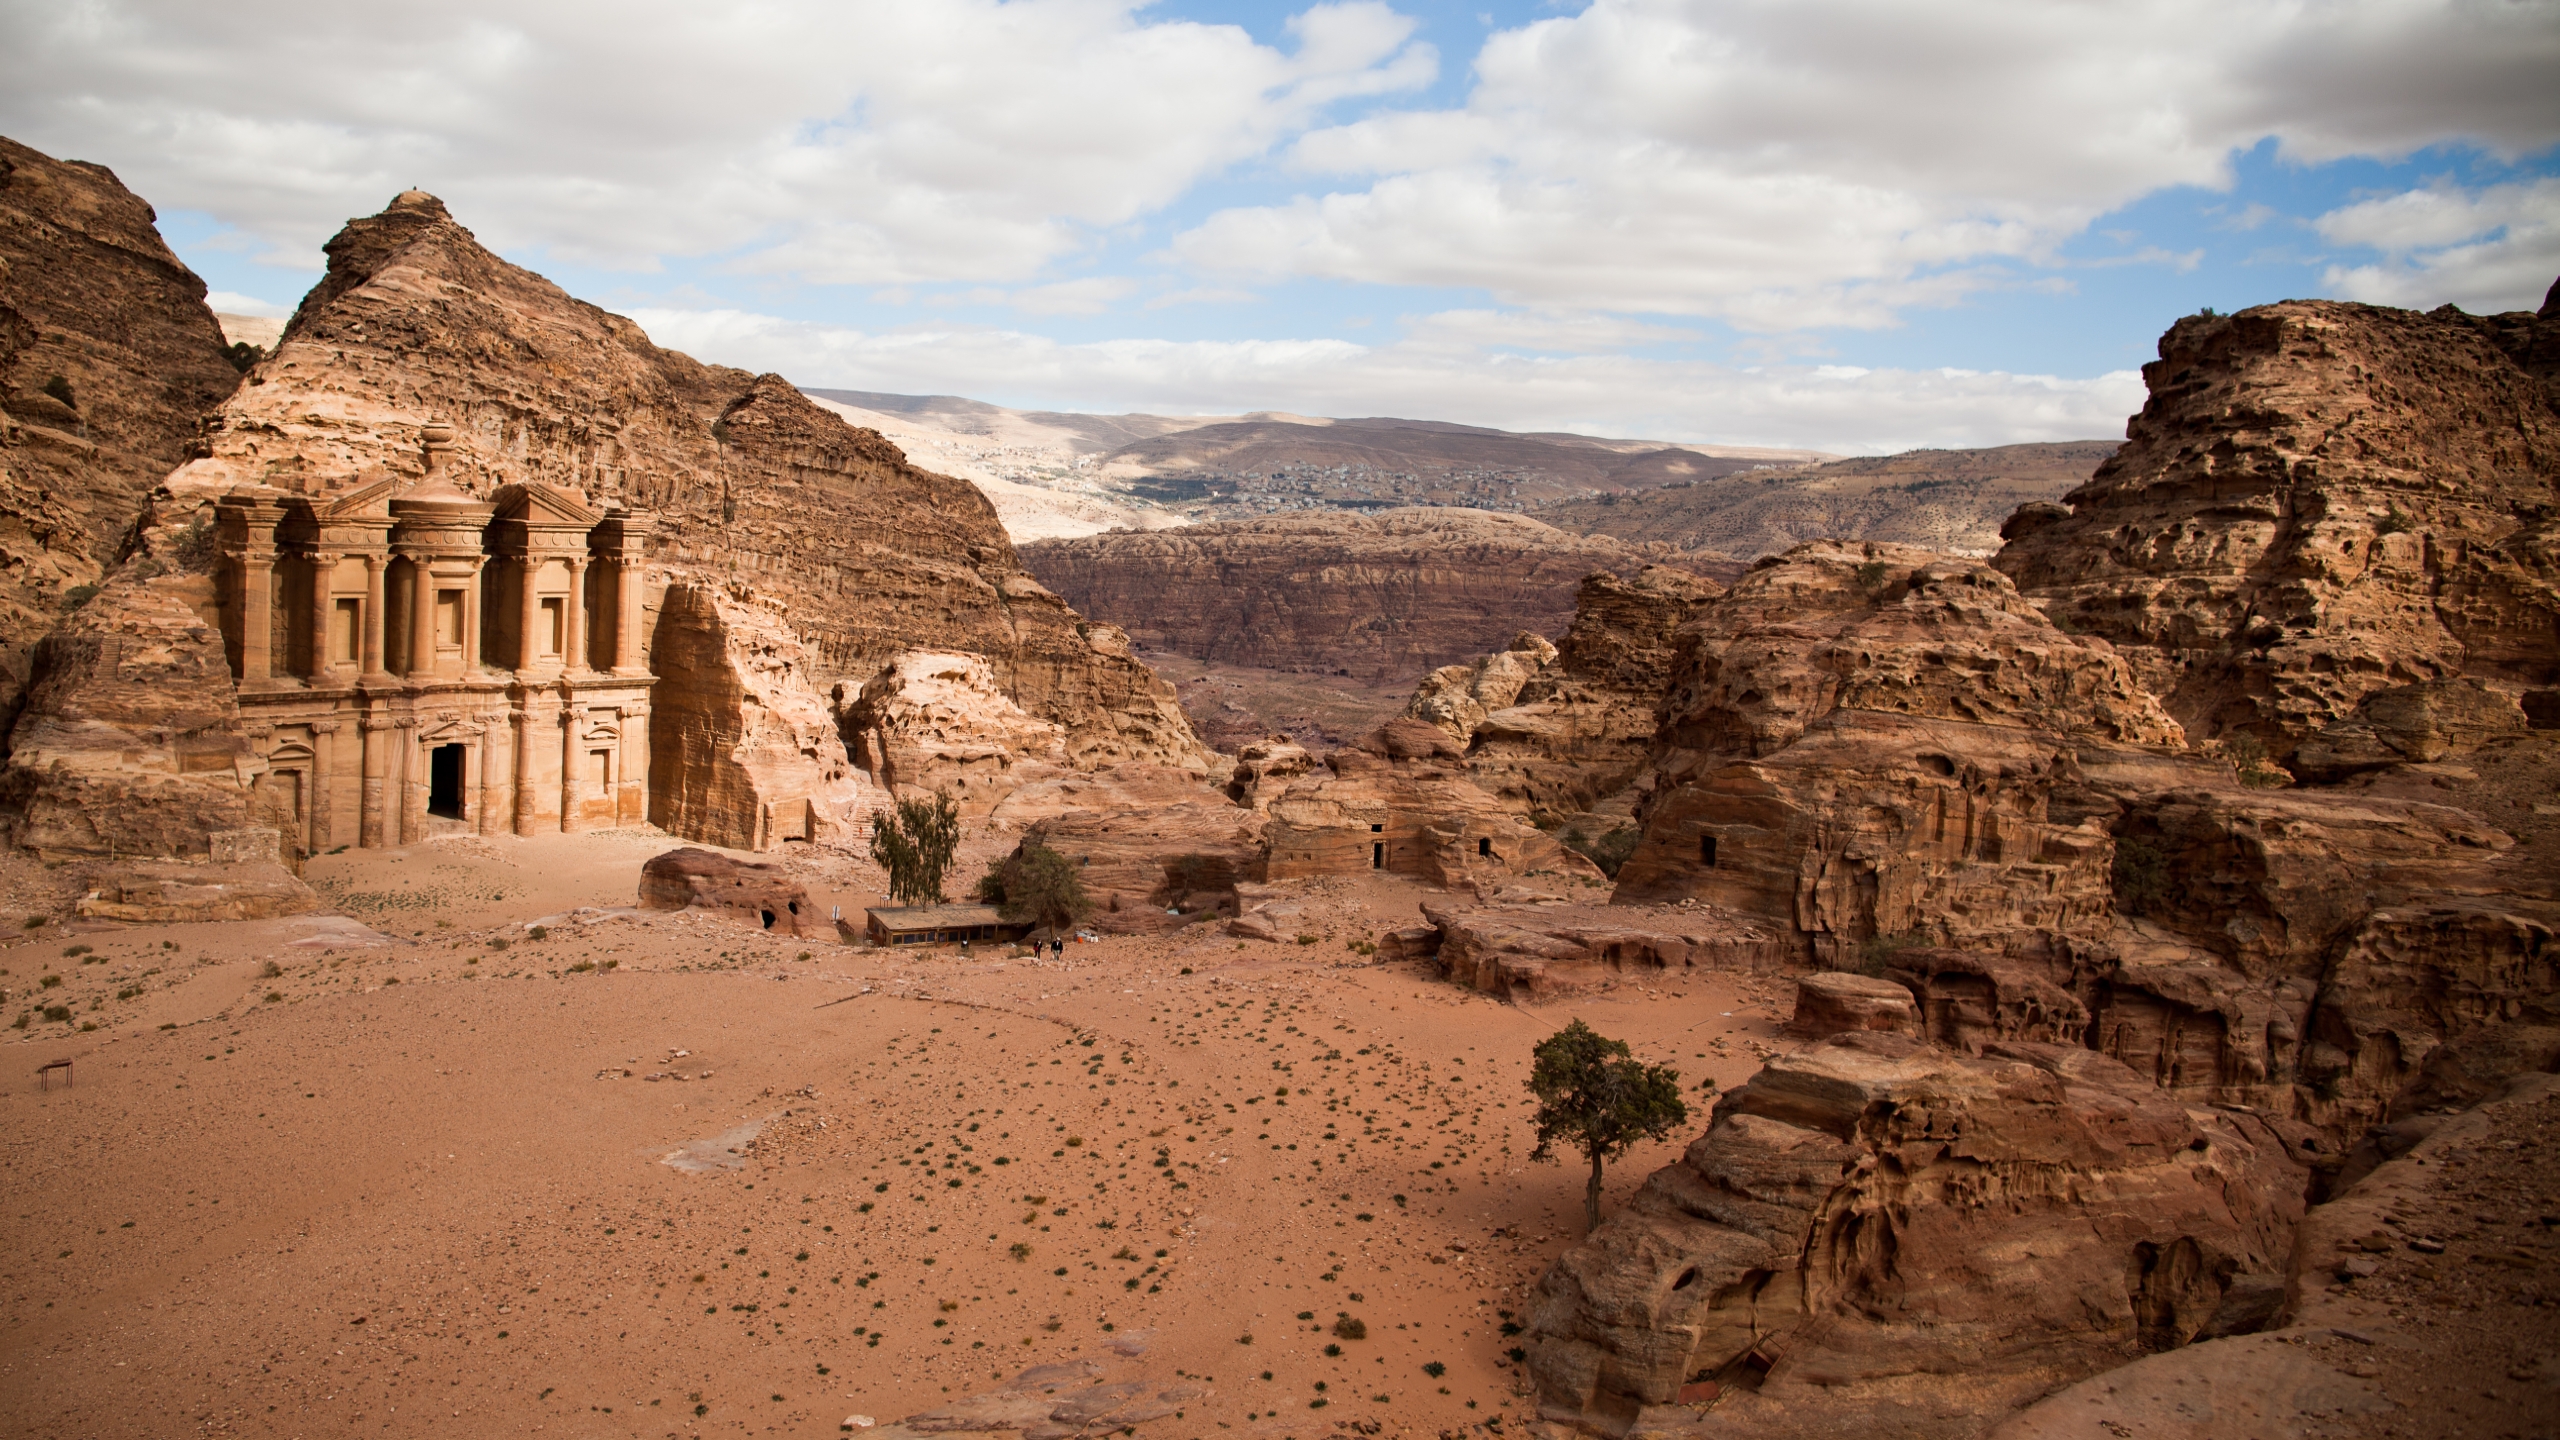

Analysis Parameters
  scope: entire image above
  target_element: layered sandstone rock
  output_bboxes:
[1382,565,1725,824]
[1014,799,1268,934]
[647,583,868,852]
[3,188,1209,857]
[1419,900,1793,1000]
[0,136,243,736]
[837,649,1068,812]
[636,845,814,937]
[1527,1033,2310,1438]
[1995,290,2560,757]
[1615,545,2182,963]
[1783,972,1919,1037]
[1017,509,1670,682]
[1262,719,1603,890]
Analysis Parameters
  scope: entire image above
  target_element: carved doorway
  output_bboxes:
[428,743,467,819]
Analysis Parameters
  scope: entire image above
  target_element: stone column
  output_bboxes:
[615,559,647,674]
[462,557,486,671]
[477,723,502,835]
[361,554,388,679]
[239,555,275,685]
[513,708,540,836]
[307,552,339,681]
[559,704,587,833]
[518,556,544,673]
[619,701,649,824]
[360,714,392,848]
[397,716,425,841]
[565,558,589,671]
[408,559,435,679]
[309,720,339,853]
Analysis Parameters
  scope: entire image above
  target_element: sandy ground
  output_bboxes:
[1,830,1792,1440]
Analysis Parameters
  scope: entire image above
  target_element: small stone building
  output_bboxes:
[863,905,1030,947]
[213,430,656,853]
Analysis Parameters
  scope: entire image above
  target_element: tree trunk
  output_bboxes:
[1585,1148,1605,1234]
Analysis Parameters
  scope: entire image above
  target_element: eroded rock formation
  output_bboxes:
[2,187,1210,858]
[0,137,243,738]
[636,845,813,936]
[1528,1033,2311,1437]
[1260,718,1602,890]
[1996,289,2560,756]
[1017,508,1675,682]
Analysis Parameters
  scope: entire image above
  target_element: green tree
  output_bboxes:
[1528,1019,1690,1234]
[869,787,961,905]
[975,841,1092,935]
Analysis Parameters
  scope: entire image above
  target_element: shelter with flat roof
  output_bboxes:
[863,904,1029,947]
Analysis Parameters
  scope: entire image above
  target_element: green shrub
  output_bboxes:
[2111,836,2171,917]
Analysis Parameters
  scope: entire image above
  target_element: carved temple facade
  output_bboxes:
[213,452,658,856]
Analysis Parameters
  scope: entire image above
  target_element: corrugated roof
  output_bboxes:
[865,904,1008,929]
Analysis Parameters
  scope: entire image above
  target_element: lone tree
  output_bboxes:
[974,841,1092,935]
[869,787,961,905]
[1528,1019,1689,1234]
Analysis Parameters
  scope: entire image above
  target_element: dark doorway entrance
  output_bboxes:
[1371,842,1384,869]
[428,743,466,819]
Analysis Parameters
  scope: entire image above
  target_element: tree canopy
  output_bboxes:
[1528,1018,1689,1233]
[974,841,1092,935]
[869,787,961,905]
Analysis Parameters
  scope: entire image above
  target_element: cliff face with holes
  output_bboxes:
[0,136,243,742]
[1,188,1211,856]
[1994,288,2560,758]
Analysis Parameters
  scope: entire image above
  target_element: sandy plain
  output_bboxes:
[1,828,1790,1440]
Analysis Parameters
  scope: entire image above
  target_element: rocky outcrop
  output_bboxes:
[1419,900,1794,1000]
[1783,972,1919,1038]
[77,830,318,921]
[3,188,1209,857]
[636,846,813,936]
[1614,545,2183,963]
[836,649,1070,813]
[1017,508,1672,682]
[0,137,243,740]
[1527,1033,2310,1438]
[1995,290,2560,757]
[1261,718,1604,889]
[646,582,868,852]
[1015,798,1268,934]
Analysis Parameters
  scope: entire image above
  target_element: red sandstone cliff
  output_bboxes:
[0,137,243,739]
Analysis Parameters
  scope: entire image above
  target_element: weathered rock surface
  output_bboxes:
[1262,719,1604,890]
[1783,972,1919,1037]
[3,187,1208,857]
[836,648,1070,813]
[0,136,243,738]
[1018,508,1676,683]
[1527,1032,2310,1438]
[1419,900,1794,1000]
[647,582,868,852]
[636,846,813,936]
[1995,290,2560,757]
[1616,545,2182,963]
[77,830,318,922]
[1014,799,1268,934]
[1393,565,1729,821]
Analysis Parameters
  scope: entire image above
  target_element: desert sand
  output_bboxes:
[1,828,1787,1439]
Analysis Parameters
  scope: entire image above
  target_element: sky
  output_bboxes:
[3,0,2556,453]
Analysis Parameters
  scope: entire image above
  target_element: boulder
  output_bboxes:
[1782,972,1918,1037]
[1018,802,1268,935]
[1526,1033,2309,1437]
[1419,901,1794,1000]
[637,846,812,936]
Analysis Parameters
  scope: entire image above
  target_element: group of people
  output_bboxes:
[953,935,1070,960]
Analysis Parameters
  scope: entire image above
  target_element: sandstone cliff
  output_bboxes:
[1528,1033,2309,1437]
[1995,289,2560,758]
[0,137,242,739]
[1017,509,1680,682]
[1,189,1212,857]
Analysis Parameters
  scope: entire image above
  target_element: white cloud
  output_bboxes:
[0,0,1434,283]
[1012,277,1140,317]
[628,303,2144,453]
[2315,177,2560,311]
[1175,0,2560,324]
[204,290,291,317]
